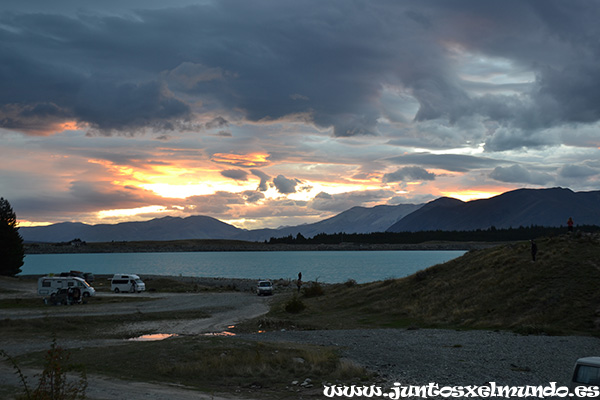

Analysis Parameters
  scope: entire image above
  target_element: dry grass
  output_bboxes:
[91,275,239,293]
[17,336,372,397]
[0,295,153,309]
[0,309,210,339]
[143,277,204,292]
[251,234,600,335]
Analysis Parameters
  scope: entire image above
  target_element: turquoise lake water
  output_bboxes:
[21,250,465,283]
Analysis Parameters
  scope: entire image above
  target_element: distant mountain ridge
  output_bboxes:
[387,187,600,232]
[20,203,422,243]
[20,216,243,243]
[268,204,423,239]
[20,187,600,243]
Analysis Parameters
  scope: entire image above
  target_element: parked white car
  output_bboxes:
[257,280,273,296]
[111,274,146,293]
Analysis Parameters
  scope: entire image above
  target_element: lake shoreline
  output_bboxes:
[24,239,499,254]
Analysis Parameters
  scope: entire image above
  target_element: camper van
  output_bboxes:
[38,276,96,298]
[570,357,600,397]
[111,274,145,293]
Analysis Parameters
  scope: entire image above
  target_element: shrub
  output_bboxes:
[1,338,87,400]
[284,296,306,313]
[302,281,325,298]
[344,279,357,288]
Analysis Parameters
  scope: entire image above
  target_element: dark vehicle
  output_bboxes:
[83,272,94,283]
[60,271,83,279]
[59,270,94,284]
[47,287,82,305]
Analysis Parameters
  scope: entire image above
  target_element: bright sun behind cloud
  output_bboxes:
[97,205,169,219]
[440,190,501,202]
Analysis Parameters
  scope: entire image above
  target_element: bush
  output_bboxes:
[284,296,306,313]
[344,279,357,288]
[302,281,325,298]
[1,338,87,400]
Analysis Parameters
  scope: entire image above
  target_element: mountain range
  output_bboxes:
[20,203,422,243]
[386,187,600,232]
[20,187,600,243]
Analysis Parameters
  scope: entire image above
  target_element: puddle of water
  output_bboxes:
[201,325,237,337]
[128,333,179,341]
[202,331,236,337]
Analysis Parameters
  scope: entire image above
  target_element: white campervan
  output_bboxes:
[111,274,145,293]
[38,276,96,298]
[570,357,600,398]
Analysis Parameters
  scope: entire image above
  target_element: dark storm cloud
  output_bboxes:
[386,153,501,173]
[309,190,393,213]
[76,81,192,134]
[183,191,245,215]
[2,0,600,147]
[251,169,271,192]
[272,175,300,195]
[558,164,598,179]
[483,126,560,152]
[241,190,264,204]
[220,169,249,181]
[382,166,436,183]
[205,116,229,130]
[489,165,553,185]
[11,179,162,221]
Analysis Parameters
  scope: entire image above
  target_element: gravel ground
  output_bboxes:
[239,328,600,392]
[2,276,600,399]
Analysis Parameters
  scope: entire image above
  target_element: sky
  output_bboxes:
[1,0,600,230]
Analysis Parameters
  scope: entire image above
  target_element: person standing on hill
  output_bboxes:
[567,217,574,233]
[530,240,538,262]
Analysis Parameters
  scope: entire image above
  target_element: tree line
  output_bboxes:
[0,197,25,276]
[267,225,600,245]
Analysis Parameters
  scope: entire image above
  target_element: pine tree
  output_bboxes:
[0,197,24,276]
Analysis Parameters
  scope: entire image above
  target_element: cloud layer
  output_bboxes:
[1,0,600,228]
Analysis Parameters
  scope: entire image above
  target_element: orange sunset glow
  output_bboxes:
[1,0,598,231]
[211,153,271,167]
[440,190,503,202]
[4,5,600,399]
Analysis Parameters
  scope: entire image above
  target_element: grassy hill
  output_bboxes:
[262,233,600,335]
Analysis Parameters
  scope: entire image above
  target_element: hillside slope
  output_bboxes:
[279,233,600,335]
[20,216,244,243]
[388,187,600,232]
[20,203,423,243]
[271,203,422,239]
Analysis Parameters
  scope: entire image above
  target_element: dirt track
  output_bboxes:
[0,277,270,400]
[2,277,600,400]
